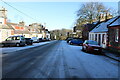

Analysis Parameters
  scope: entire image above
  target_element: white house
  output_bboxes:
[89,17,118,48]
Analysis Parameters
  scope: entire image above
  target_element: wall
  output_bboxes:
[108,26,120,53]
[0,29,12,42]
[0,18,6,24]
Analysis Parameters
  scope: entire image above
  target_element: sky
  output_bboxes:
[0,1,119,30]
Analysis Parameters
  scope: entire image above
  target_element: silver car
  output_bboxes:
[1,35,26,47]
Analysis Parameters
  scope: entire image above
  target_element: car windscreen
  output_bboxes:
[88,41,98,45]
[6,37,13,41]
[25,38,31,40]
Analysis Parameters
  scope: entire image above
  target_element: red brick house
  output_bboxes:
[108,16,120,53]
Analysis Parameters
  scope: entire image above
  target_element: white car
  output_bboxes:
[31,37,39,43]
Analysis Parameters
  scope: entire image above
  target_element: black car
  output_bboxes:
[25,38,33,45]
[39,38,43,42]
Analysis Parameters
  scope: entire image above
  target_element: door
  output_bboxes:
[98,34,101,45]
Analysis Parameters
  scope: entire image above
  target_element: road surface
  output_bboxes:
[2,40,119,79]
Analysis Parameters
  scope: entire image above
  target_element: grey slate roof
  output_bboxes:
[90,17,118,33]
[109,16,120,26]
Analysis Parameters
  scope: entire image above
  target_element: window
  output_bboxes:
[102,34,105,44]
[95,34,97,41]
[92,34,94,40]
[15,37,20,40]
[21,37,25,40]
[90,34,91,40]
[115,29,119,42]
[6,37,12,41]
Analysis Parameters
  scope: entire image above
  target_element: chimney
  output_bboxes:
[0,7,7,24]
[19,21,25,26]
[98,14,101,22]
[105,12,107,21]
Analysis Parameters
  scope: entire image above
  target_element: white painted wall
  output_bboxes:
[0,18,4,24]
[46,33,50,39]
[38,34,43,38]
[0,29,12,42]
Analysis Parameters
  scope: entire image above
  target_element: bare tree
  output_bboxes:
[77,2,112,24]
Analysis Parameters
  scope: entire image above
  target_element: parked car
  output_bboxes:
[82,40,102,53]
[0,35,26,47]
[69,38,83,46]
[39,38,43,42]
[31,37,39,43]
[25,38,33,45]
[66,37,73,43]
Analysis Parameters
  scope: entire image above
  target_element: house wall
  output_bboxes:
[46,33,50,39]
[108,26,120,53]
[0,29,12,42]
[32,34,38,37]
[14,34,31,38]
[89,32,107,48]
[38,34,43,38]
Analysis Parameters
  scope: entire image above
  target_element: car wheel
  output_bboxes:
[98,50,102,54]
[2,44,5,47]
[79,44,82,46]
[70,42,72,45]
[16,43,20,47]
[82,46,84,51]
[30,42,33,45]
[85,47,89,53]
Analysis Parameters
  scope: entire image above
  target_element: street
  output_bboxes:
[2,40,119,79]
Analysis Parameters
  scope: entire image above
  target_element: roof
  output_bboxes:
[0,24,14,29]
[90,17,118,33]
[109,16,120,27]
[14,30,30,34]
[9,35,24,37]
[7,22,18,25]
[7,22,31,34]
[82,23,94,31]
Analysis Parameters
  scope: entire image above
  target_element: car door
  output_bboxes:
[74,39,77,44]
[21,37,26,45]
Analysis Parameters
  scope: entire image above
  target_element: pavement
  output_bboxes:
[0,40,56,54]
[103,49,120,62]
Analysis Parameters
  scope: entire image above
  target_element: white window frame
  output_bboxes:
[115,29,119,42]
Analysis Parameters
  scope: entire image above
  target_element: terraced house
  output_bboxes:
[0,7,14,42]
[89,17,118,48]
[0,7,51,42]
